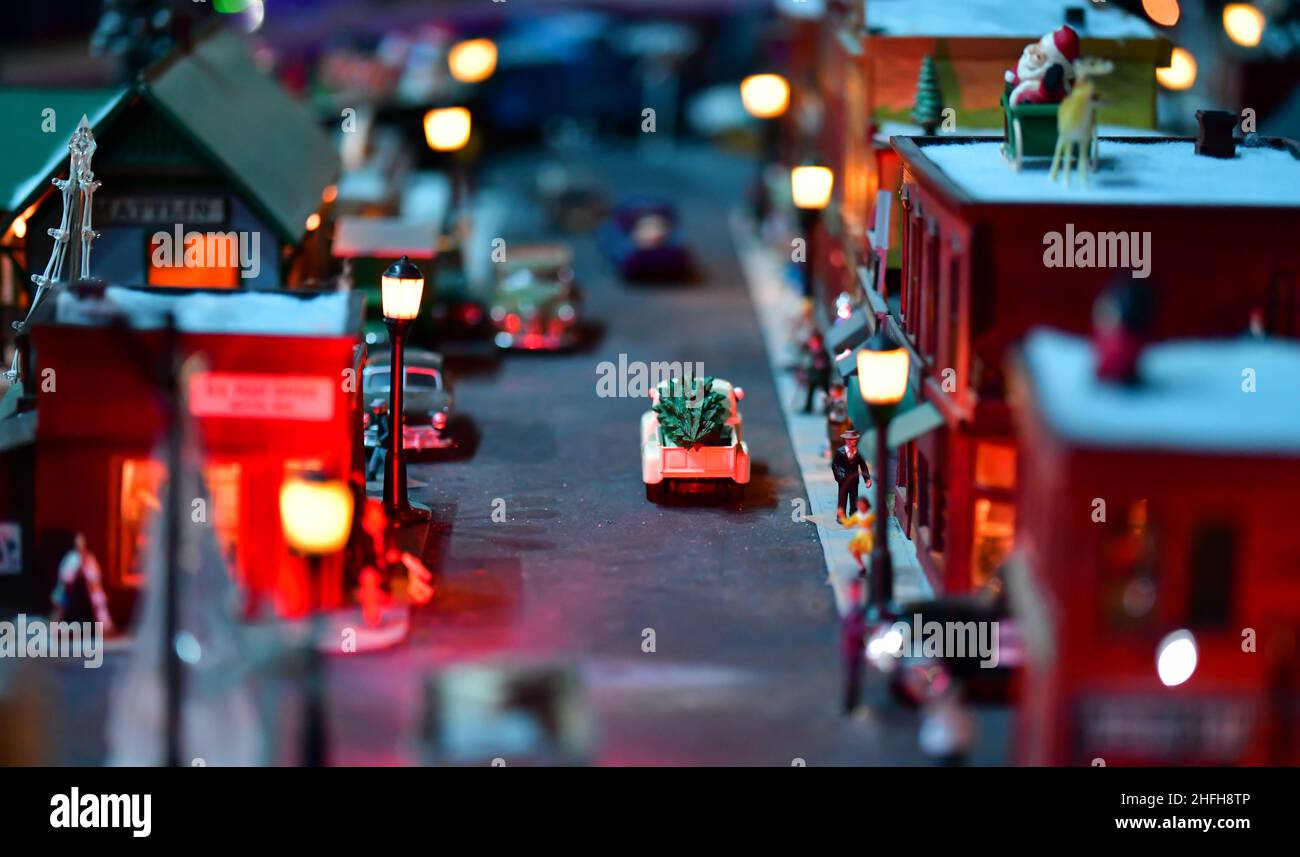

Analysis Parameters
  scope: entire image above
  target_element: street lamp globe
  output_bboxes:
[448,38,498,84]
[424,107,472,152]
[791,164,834,210]
[740,73,790,119]
[857,328,910,407]
[381,256,425,321]
[280,473,354,556]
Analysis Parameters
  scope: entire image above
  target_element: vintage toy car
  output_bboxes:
[489,243,583,351]
[641,377,749,502]
[333,217,487,345]
[363,348,454,451]
[598,197,691,281]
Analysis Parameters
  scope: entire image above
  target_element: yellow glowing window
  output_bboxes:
[974,442,1017,491]
[148,233,241,288]
[118,458,241,587]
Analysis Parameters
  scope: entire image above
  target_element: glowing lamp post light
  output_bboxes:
[448,38,498,84]
[381,256,431,526]
[741,74,790,223]
[1223,4,1265,48]
[856,327,910,612]
[279,471,354,768]
[424,106,472,153]
[740,73,790,120]
[791,164,834,297]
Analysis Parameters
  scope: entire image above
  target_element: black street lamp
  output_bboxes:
[381,256,431,526]
[856,326,910,617]
[791,162,833,298]
[740,74,790,223]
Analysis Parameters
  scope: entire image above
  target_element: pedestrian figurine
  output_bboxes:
[831,429,872,519]
[51,533,115,631]
[841,578,867,714]
[823,382,852,457]
[839,496,875,577]
[800,330,831,413]
[366,398,390,482]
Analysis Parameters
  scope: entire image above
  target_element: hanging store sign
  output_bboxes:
[95,195,228,228]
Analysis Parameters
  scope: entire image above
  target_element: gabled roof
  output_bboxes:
[0,88,130,218]
[1,28,339,245]
[142,28,339,244]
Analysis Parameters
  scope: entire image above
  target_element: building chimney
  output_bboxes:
[1196,110,1238,158]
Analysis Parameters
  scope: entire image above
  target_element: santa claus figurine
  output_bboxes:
[1004,25,1080,106]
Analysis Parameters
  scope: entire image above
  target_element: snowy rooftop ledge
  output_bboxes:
[1020,329,1300,455]
[864,0,1158,39]
[913,139,1300,207]
[54,286,356,336]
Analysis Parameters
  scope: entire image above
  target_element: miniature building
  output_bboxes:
[882,134,1300,594]
[0,287,366,624]
[0,28,339,300]
[1008,329,1300,765]
[807,0,1167,287]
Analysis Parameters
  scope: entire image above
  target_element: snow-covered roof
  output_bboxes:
[875,120,1162,146]
[54,287,355,336]
[911,139,1300,207]
[1019,329,1300,455]
[865,0,1157,39]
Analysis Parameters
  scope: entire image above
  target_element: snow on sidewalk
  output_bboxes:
[729,213,932,615]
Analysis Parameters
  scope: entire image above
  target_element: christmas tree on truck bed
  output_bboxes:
[653,377,729,448]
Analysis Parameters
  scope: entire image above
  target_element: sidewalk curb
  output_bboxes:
[729,212,932,615]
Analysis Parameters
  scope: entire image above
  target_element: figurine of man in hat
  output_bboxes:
[831,429,872,518]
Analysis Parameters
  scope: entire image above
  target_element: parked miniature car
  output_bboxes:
[598,197,691,281]
[641,377,749,502]
[489,243,583,351]
[363,349,454,451]
[535,161,608,231]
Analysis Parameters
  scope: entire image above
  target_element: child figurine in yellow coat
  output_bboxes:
[839,496,875,576]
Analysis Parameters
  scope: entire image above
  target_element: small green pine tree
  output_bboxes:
[653,377,729,448]
[912,55,944,135]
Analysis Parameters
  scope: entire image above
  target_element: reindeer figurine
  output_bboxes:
[1050,58,1114,187]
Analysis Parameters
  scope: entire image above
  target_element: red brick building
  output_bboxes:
[883,135,1300,594]
[1008,329,1300,765]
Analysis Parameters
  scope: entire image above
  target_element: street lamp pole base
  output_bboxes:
[389,500,431,527]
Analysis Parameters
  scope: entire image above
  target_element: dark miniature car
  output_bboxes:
[363,348,454,451]
[598,197,690,281]
[489,243,583,351]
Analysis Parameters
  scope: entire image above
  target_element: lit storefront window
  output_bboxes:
[1101,499,1158,629]
[974,441,1016,490]
[118,458,241,587]
[147,233,241,288]
[972,497,1015,588]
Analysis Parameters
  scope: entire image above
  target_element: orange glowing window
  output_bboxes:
[972,497,1015,587]
[974,442,1017,491]
[118,458,241,587]
[148,233,241,288]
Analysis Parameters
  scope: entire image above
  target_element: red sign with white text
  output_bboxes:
[188,372,336,421]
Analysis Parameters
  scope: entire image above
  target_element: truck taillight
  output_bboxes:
[433,412,449,430]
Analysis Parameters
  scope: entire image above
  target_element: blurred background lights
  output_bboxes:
[448,38,498,84]
[1142,0,1181,27]
[1223,4,1266,48]
[1156,629,1198,687]
[1156,48,1198,90]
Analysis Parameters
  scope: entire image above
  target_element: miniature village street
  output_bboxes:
[3,3,1300,815]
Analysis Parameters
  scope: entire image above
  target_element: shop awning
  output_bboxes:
[827,308,872,355]
[848,395,945,450]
